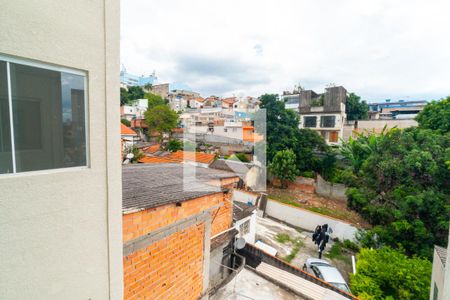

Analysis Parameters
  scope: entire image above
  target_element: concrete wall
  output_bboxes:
[316,175,347,202]
[265,200,358,241]
[235,212,257,245]
[430,247,446,300]
[0,1,122,299]
[233,189,259,205]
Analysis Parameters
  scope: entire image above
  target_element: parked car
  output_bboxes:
[303,258,351,293]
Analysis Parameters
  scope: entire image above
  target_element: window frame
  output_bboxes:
[0,54,90,176]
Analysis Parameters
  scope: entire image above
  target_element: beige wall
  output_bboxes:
[0,1,122,299]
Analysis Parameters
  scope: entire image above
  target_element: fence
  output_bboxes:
[315,175,347,202]
[265,200,358,241]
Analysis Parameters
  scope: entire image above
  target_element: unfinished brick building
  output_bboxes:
[122,163,241,299]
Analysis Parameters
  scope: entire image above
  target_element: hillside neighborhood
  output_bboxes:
[1,1,450,300]
[118,67,450,300]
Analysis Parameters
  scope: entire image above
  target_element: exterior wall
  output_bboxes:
[123,192,233,299]
[235,212,257,244]
[316,175,347,202]
[0,1,122,299]
[124,223,205,300]
[299,113,345,145]
[265,200,358,241]
[430,247,446,300]
[233,189,259,205]
[354,119,418,135]
[123,193,231,242]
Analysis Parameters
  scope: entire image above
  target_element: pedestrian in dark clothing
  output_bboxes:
[317,224,330,259]
[312,225,321,244]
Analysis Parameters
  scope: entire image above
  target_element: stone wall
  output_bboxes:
[315,175,347,202]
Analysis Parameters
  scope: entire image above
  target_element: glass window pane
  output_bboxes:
[0,61,13,174]
[10,63,86,172]
[304,116,317,128]
[320,116,335,128]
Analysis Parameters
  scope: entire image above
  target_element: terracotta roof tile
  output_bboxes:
[168,151,216,165]
[138,156,179,164]
[121,123,138,135]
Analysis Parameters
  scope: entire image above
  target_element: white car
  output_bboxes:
[302,258,351,293]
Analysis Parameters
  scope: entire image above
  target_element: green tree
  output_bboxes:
[165,139,183,152]
[145,93,167,109]
[259,94,330,174]
[120,87,130,105]
[127,86,145,101]
[346,93,369,121]
[121,118,131,127]
[416,96,450,133]
[269,149,298,188]
[350,247,431,300]
[342,127,450,257]
[144,105,178,139]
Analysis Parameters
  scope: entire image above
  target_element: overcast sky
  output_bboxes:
[121,0,450,102]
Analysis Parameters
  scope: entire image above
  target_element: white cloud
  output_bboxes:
[121,0,450,101]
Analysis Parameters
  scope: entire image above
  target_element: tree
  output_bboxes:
[416,96,450,133]
[259,94,329,174]
[269,149,298,188]
[346,93,369,121]
[121,118,131,127]
[144,105,178,139]
[165,139,183,152]
[145,93,167,109]
[120,87,130,105]
[342,127,450,257]
[127,86,145,101]
[350,247,431,300]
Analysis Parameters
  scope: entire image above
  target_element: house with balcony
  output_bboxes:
[298,86,347,145]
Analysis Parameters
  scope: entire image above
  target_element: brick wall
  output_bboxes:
[124,223,205,299]
[123,191,233,299]
[123,192,231,242]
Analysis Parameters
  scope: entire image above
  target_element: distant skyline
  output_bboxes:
[121,0,450,102]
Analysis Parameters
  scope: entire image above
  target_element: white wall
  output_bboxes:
[235,212,257,245]
[265,200,358,241]
[233,189,259,205]
[0,1,122,299]
[430,247,446,300]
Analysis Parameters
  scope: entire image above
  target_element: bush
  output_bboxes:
[350,247,431,300]
[299,170,315,178]
[121,118,131,127]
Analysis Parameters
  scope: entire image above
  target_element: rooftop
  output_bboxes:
[233,202,256,221]
[211,267,304,300]
[122,163,238,213]
[121,123,137,136]
[435,245,447,267]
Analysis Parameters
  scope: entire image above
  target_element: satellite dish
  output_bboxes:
[235,237,246,250]
[126,153,134,159]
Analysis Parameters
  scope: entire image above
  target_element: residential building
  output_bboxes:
[233,202,257,244]
[367,99,427,120]
[0,0,123,299]
[120,98,148,120]
[139,150,217,168]
[299,86,347,145]
[120,65,157,87]
[430,229,450,300]
[282,92,301,111]
[222,97,237,111]
[148,83,169,98]
[122,163,241,299]
[121,123,139,148]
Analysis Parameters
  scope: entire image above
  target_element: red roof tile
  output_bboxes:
[121,123,137,135]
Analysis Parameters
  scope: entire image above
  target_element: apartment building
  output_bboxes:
[299,86,347,145]
[0,1,122,299]
[122,163,240,299]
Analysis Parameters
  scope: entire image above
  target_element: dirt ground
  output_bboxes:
[256,216,354,282]
[268,186,370,228]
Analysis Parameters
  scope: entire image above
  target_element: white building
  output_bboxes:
[120,98,148,120]
[298,87,347,145]
[430,229,450,300]
[0,1,123,299]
